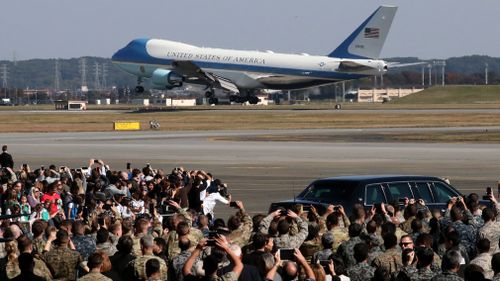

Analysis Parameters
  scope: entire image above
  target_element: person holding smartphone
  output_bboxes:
[201,186,232,222]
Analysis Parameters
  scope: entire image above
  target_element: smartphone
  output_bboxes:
[206,239,216,246]
[229,201,238,208]
[208,231,218,239]
[22,163,27,169]
[146,163,151,168]
[127,162,131,169]
[319,260,330,267]
[81,166,88,170]
[41,165,44,170]
[279,248,295,261]
[487,187,492,196]
[94,159,100,163]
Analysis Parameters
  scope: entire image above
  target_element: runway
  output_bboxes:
[2,128,500,219]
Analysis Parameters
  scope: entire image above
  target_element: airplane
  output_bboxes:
[112,5,397,105]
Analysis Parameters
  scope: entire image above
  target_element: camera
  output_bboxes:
[229,201,238,208]
[483,187,493,200]
[126,163,131,169]
[279,248,295,260]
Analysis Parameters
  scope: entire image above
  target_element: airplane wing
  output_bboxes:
[171,60,240,93]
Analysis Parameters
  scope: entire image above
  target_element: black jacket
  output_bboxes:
[0,152,13,168]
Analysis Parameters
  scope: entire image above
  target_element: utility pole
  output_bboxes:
[427,64,432,87]
[101,63,107,90]
[485,63,489,85]
[79,58,87,90]
[434,61,446,86]
[421,65,425,87]
[54,59,61,92]
[94,62,100,90]
[1,64,8,98]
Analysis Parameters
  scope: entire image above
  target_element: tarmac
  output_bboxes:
[3,127,500,219]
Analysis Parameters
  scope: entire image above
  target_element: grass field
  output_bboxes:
[1,85,500,143]
[391,85,500,104]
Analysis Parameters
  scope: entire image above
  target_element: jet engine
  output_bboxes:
[151,69,184,89]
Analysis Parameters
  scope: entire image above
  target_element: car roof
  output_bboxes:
[315,175,446,184]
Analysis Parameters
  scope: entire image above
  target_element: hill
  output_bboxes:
[391,85,500,104]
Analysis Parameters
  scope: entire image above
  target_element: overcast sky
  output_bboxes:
[0,0,498,60]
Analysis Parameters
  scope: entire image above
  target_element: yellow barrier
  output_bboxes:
[114,121,141,131]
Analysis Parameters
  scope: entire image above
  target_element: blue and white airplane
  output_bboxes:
[112,6,397,104]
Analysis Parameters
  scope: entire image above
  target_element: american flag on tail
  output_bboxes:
[364,27,380,39]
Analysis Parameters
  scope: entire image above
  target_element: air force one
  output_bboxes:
[112,6,397,104]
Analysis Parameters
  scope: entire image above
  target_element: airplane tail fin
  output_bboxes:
[328,6,397,59]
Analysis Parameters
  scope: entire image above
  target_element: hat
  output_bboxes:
[321,232,335,245]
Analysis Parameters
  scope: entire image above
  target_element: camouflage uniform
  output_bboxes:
[209,271,238,281]
[33,237,47,254]
[430,270,464,281]
[5,255,53,280]
[337,236,363,268]
[258,213,308,249]
[470,252,493,279]
[172,249,193,281]
[96,241,117,257]
[372,248,403,275]
[412,267,437,281]
[327,227,349,252]
[130,254,168,281]
[451,219,477,256]
[43,244,83,281]
[478,219,500,254]
[397,265,418,280]
[300,238,322,263]
[79,272,112,281]
[72,234,96,260]
[346,262,375,281]
[133,232,146,257]
[313,248,333,263]
[226,211,253,248]
[167,228,204,261]
[401,216,416,234]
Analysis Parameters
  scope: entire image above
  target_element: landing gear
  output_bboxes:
[249,96,260,105]
[135,86,145,93]
[135,77,144,93]
[208,97,219,105]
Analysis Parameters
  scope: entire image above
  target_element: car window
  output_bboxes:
[386,182,413,200]
[414,182,434,203]
[365,184,385,205]
[299,181,357,204]
[433,182,458,202]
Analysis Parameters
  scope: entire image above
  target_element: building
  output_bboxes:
[357,88,424,103]
[54,100,87,110]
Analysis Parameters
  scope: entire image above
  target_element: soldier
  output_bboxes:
[79,253,112,281]
[226,201,253,248]
[183,237,243,281]
[492,253,500,281]
[95,228,117,257]
[443,197,478,256]
[72,220,96,261]
[372,233,403,275]
[412,247,437,281]
[312,232,334,262]
[337,223,364,268]
[43,230,83,281]
[430,250,464,281]
[127,235,168,281]
[324,207,350,252]
[259,209,308,249]
[346,242,375,281]
[478,194,500,254]
[17,235,53,281]
[172,236,192,281]
[31,220,48,255]
[470,238,493,279]
[10,253,45,281]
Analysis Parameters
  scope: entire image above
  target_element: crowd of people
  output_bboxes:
[1,145,500,281]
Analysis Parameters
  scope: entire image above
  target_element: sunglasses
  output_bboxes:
[400,242,413,246]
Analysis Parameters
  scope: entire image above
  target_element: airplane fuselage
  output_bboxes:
[112,38,387,91]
